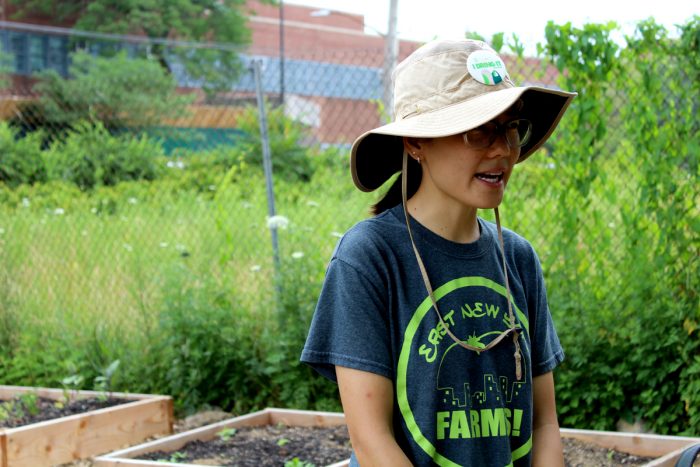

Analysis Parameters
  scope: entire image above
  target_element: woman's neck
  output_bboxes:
[405,191,480,244]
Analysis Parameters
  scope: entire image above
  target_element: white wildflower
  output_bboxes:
[250,264,262,272]
[128,197,138,205]
[21,197,30,208]
[208,185,216,191]
[166,160,186,169]
[91,207,98,214]
[547,162,556,169]
[54,208,65,216]
[266,215,290,230]
[291,251,304,259]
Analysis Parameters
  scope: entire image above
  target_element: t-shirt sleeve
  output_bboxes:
[300,251,393,383]
[528,248,565,376]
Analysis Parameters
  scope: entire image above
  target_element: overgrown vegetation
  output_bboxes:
[11,51,193,145]
[0,18,697,436]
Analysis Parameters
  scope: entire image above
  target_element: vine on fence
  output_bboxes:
[542,18,699,434]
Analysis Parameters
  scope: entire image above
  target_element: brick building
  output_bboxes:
[0,0,425,146]
[0,1,552,147]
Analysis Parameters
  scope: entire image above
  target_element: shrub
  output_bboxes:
[0,122,47,187]
[45,122,164,189]
[28,51,192,137]
[235,104,316,183]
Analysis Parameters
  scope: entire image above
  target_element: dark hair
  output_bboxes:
[371,156,422,215]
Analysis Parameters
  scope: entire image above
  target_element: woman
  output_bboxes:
[301,38,576,466]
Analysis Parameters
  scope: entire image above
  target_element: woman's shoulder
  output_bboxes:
[334,209,405,258]
[479,218,538,258]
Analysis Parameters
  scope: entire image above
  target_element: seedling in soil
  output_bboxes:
[216,427,238,441]
[284,458,315,467]
[277,437,290,447]
[168,451,187,463]
[0,391,41,422]
[61,373,85,404]
[94,359,121,402]
[18,392,40,416]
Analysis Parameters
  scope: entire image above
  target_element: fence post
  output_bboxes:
[251,59,283,302]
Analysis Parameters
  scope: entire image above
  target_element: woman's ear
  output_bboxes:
[403,137,422,162]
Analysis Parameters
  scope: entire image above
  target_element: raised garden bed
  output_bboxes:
[93,406,700,467]
[0,385,173,467]
[94,408,351,467]
[560,428,700,467]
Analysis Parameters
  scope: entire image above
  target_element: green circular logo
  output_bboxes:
[397,276,531,466]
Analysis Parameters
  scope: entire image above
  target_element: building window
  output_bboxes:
[28,35,45,73]
[2,31,69,76]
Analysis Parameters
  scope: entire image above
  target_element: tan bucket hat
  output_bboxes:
[351,39,577,192]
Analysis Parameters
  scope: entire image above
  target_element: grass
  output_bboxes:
[0,147,697,429]
[0,159,369,343]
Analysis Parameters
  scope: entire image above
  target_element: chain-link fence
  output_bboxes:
[0,20,696,327]
[0,19,698,427]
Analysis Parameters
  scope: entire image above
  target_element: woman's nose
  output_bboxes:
[485,132,515,159]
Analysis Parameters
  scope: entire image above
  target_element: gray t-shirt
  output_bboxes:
[301,204,564,466]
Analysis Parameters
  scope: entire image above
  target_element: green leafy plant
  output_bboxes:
[0,122,47,187]
[30,51,193,134]
[284,458,315,467]
[216,427,238,441]
[44,121,164,190]
[234,104,316,182]
[94,359,120,401]
[18,392,40,417]
[539,17,700,435]
[167,451,187,463]
[61,374,85,401]
[277,437,290,447]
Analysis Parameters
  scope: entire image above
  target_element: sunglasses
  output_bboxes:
[462,118,533,149]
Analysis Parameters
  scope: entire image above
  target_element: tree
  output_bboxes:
[12,51,193,143]
[9,0,268,92]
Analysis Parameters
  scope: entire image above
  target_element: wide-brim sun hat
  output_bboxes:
[351,39,577,192]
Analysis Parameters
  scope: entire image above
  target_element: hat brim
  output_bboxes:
[351,86,576,192]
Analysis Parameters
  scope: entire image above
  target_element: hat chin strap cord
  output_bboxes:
[401,151,522,380]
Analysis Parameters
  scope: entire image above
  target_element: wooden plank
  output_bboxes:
[0,386,173,467]
[95,408,349,467]
[0,432,7,467]
[0,385,159,402]
[94,459,203,467]
[97,409,272,460]
[645,445,691,467]
[560,428,700,458]
[268,408,346,427]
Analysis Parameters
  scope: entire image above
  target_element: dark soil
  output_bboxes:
[0,395,128,428]
[563,437,655,466]
[136,420,657,467]
[139,424,352,466]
